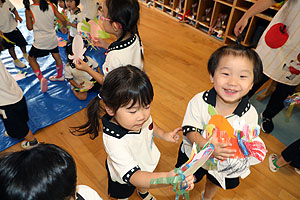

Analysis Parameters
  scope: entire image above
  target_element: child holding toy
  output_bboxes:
[0,0,28,68]
[64,42,101,100]
[72,66,194,199]
[75,0,143,85]
[175,45,266,200]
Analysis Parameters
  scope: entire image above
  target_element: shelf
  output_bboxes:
[142,0,278,46]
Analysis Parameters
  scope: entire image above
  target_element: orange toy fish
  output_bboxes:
[207,105,244,158]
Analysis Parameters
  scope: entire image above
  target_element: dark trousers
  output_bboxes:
[282,139,300,169]
[248,73,297,119]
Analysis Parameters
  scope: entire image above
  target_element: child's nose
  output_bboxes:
[228,76,238,85]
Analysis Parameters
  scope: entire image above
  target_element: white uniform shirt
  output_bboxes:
[0,60,23,106]
[102,114,160,184]
[30,3,58,50]
[67,9,83,38]
[0,0,17,33]
[80,0,100,20]
[76,185,102,200]
[65,56,98,88]
[256,0,300,86]
[102,34,143,77]
[181,89,264,189]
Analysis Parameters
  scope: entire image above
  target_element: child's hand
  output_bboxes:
[0,30,3,36]
[75,58,90,72]
[183,174,195,191]
[15,16,23,23]
[60,27,68,34]
[164,128,181,143]
[211,129,235,160]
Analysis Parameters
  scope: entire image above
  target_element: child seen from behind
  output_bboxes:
[23,0,67,93]
[72,66,194,200]
[175,45,264,200]
[0,143,103,200]
[75,0,143,85]
[0,0,28,68]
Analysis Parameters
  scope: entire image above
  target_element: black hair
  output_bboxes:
[207,44,263,83]
[106,0,141,43]
[23,0,49,11]
[65,0,80,7]
[0,144,77,200]
[71,65,154,139]
[1,0,6,3]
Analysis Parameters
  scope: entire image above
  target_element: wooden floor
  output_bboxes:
[6,1,300,199]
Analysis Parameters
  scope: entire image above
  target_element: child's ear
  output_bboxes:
[112,22,121,32]
[209,74,214,83]
[104,103,115,116]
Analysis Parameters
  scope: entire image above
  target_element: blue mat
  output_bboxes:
[251,90,300,146]
[0,9,106,152]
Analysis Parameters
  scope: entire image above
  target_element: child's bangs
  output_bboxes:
[123,84,153,109]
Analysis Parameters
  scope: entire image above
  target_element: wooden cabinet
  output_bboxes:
[140,0,282,46]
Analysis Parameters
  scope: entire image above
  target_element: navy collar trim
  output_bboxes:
[107,34,136,53]
[102,114,140,139]
[202,88,251,117]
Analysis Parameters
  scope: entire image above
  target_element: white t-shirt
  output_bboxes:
[65,56,98,88]
[102,114,160,184]
[80,0,100,20]
[102,34,143,77]
[0,0,17,33]
[0,60,23,106]
[181,89,265,189]
[76,185,102,200]
[30,3,58,50]
[67,9,83,38]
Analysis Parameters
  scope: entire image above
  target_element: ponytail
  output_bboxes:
[40,0,49,12]
[23,0,30,10]
[70,95,105,139]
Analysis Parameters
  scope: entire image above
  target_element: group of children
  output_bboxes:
[0,0,297,200]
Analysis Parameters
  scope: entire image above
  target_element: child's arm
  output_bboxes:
[129,170,194,190]
[12,9,23,23]
[186,129,236,160]
[53,5,67,27]
[24,9,33,30]
[153,123,180,143]
[75,58,104,85]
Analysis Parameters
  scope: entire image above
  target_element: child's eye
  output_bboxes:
[222,73,229,76]
[240,75,248,79]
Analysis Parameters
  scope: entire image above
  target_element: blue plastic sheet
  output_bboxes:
[0,9,106,151]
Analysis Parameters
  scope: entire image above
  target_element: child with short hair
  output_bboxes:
[65,42,101,101]
[0,0,28,68]
[175,45,264,200]
[23,0,67,93]
[0,143,103,200]
[72,65,194,200]
[0,40,38,149]
[75,0,143,85]
[65,0,83,43]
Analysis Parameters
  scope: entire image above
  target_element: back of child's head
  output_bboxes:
[106,0,140,41]
[207,44,263,83]
[1,0,6,4]
[23,0,49,11]
[72,65,153,139]
[0,144,77,200]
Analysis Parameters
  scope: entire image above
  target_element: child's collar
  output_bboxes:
[102,114,141,139]
[106,34,136,53]
[203,88,251,117]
